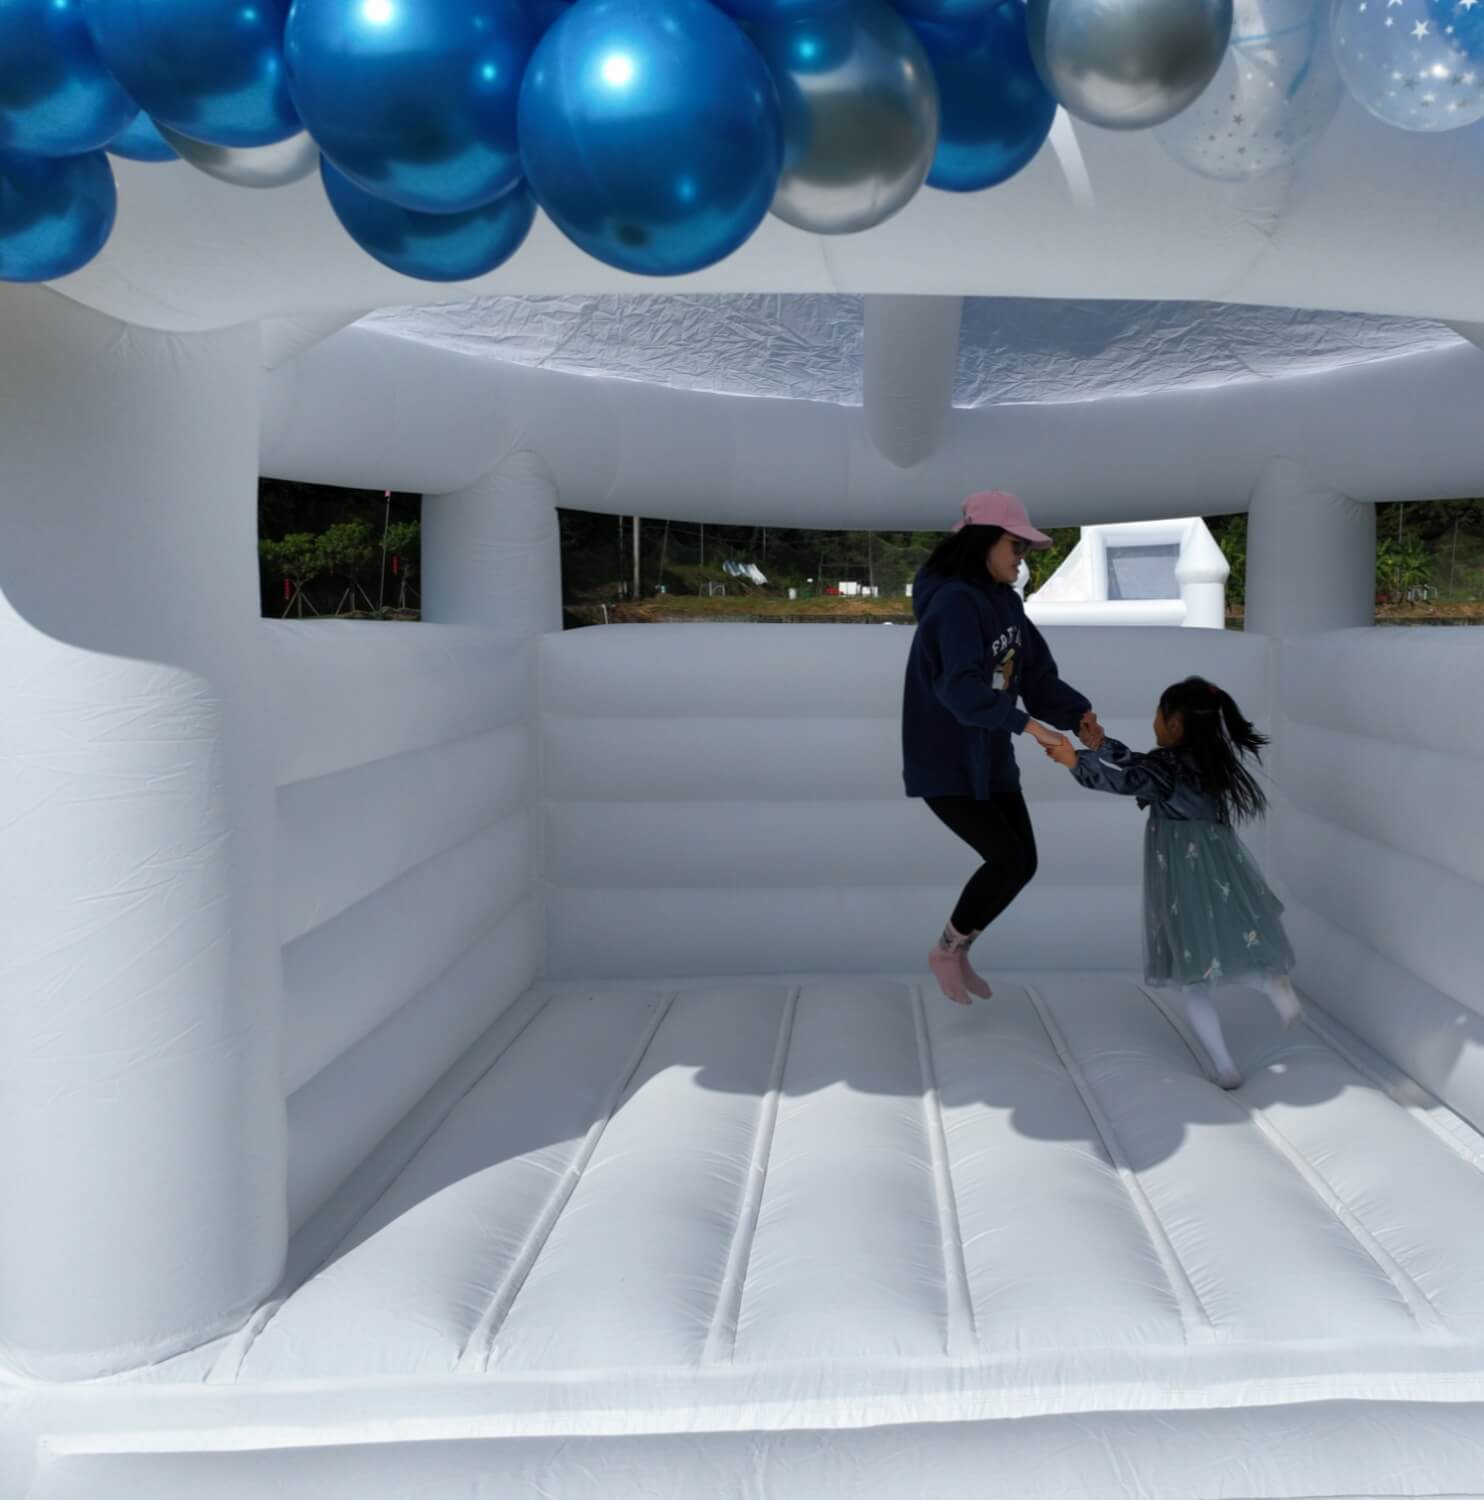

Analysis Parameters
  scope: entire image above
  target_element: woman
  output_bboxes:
[902,491,1101,1005]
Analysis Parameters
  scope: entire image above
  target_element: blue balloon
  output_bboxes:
[521,0,570,31]
[713,0,849,18]
[519,0,783,276]
[0,149,116,282]
[891,0,1004,17]
[0,0,137,156]
[913,4,1055,191]
[106,113,180,163]
[320,158,535,280]
[286,0,533,214]
[82,0,299,148]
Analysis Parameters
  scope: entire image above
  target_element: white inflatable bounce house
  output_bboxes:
[5,0,1484,1493]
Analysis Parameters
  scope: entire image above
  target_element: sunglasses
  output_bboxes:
[1007,538,1031,557]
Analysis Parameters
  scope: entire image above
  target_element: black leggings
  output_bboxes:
[926,791,1040,936]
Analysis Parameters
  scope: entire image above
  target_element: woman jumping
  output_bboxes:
[902,491,1101,1006]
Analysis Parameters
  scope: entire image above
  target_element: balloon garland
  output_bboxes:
[0,0,1473,286]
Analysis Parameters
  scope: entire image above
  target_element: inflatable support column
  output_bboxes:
[0,289,286,1380]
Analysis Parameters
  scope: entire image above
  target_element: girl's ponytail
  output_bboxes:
[1159,677,1270,825]
[1215,686,1269,760]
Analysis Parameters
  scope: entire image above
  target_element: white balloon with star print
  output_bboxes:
[1331,0,1484,129]
[1157,0,1344,179]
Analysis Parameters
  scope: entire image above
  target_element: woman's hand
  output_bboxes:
[1024,718,1065,750]
[1044,737,1078,769]
[1078,710,1105,749]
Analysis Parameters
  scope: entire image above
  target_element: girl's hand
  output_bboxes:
[1044,738,1077,769]
[1078,710,1105,749]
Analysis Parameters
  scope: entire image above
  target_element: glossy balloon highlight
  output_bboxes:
[286,0,534,213]
[519,0,784,276]
[1028,0,1233,128]
[912,5,1056,191]
[83,0,300,147]
[751,0,938,234]
[321,159,536,280]
[0,0,137,157]
[0,148,116,281]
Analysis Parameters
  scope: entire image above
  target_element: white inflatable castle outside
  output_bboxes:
[1024,517,1231,628]
[6,0,1484,1492]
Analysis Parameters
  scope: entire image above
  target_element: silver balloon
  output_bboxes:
[155,124,321,190]
[1156,0,1343,178]
[1331,0,1484,132]
[750,0,939,236]
[1028,0,1235,128]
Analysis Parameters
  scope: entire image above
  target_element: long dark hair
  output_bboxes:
[1159,676,1269,825]
[922,524,1007,583]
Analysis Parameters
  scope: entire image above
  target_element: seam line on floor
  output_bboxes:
[912,984,979,1359]
[211,984,558,1385]
[456,988,678,1373]
[1300,1005,1484,1173]
[704,985,801,1366]
[1023,982,1216,1343]
[1136,984,1449,1340]
[1240,1105,1449,1340]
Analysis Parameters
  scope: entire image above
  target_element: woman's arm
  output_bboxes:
[928,591,1032,735]
[1019,616,1095,735]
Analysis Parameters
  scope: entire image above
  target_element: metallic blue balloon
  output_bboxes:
[913,4,1055,191]
[286,0,534,214]
[106,113,180,163]
[0,0,137,156]
[521,0,570,31]
[891,0,1004,17]
[714,0,849,18]
[321,159,535,280]
[0,148,116,281]
[519,0,783,276]
[82,0,299,148]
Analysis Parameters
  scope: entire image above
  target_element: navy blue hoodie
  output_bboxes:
[902,566,1090,799]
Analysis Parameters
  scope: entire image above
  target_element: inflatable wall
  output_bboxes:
[3,283,1484,1495]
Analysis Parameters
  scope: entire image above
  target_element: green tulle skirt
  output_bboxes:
[1142,816,1295,989]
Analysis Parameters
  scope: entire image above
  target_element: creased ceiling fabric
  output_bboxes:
[359,295,1456,408]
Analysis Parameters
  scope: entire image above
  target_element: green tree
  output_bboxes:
[1376,536,1432,601]
[1210,514,1247,607]
[385,519,421,611]
[260,532,324,617]
[1027,527,1078,592]
[317,519,377,613]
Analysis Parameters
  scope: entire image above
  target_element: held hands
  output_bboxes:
[1026,718,1076,768]
[1026,711,1101,771]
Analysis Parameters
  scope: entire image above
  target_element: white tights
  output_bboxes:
[1182,985,1240,1085]
[1181,973,1303,1089]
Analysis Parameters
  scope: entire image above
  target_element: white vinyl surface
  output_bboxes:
[231,974,1484,1432]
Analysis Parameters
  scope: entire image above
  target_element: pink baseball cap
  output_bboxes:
[952,490,1053,549]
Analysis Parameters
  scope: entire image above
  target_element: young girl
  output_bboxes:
[1043,676,1299,1089]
